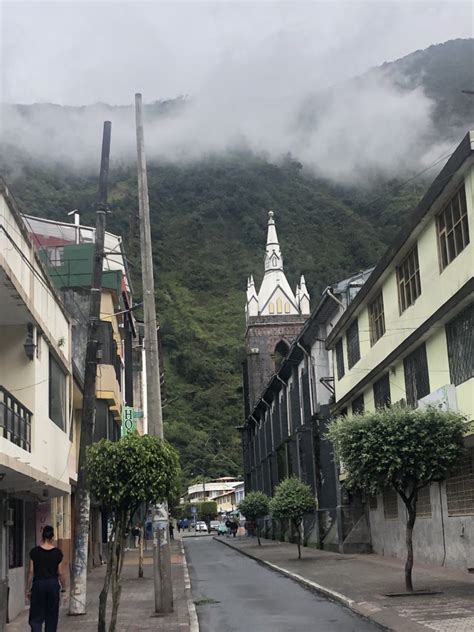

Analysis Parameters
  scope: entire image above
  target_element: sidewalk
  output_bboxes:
[7,538,198,632]
[214,535,474,632]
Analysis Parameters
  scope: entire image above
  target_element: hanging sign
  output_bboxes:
[121,406,136,436]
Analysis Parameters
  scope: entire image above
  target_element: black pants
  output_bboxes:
[29,578,60,632]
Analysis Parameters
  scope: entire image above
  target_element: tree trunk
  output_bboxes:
[138,527,144,578]
[98,519,118,632]
[109,510,127,632]
[401,491,418,593]
[294,521,301,559]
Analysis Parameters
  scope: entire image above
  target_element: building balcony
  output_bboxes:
[96,363,122,420]
[0,385,32,452]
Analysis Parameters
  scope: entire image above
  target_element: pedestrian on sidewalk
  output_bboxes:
[26,525,67,632]
[132,525,140,548]
[169,521,175,540]
[177,519,182,534]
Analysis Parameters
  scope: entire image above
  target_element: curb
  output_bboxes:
[180,540,200,632]
[213,537,389,631]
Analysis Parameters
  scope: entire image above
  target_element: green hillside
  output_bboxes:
[1,39,473,484]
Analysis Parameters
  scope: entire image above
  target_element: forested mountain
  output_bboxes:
[1,39,473,484]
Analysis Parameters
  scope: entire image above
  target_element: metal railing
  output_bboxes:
[0,385,32,452]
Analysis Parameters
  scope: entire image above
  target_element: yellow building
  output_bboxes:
[326,131,474,570]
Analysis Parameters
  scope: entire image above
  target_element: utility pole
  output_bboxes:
[69,121,112,615]
[135,93,173,613]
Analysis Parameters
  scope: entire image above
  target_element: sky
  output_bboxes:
[0,1,472,181]
[1,1,472,105]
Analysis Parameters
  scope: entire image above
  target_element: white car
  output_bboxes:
[195,521,208,532]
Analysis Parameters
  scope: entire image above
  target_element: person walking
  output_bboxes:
[131,525,140,548]
[26,525,67,632]
[177,519,182,534]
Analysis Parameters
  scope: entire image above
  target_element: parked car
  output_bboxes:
[195,521,208,532]
[209,520,220,533]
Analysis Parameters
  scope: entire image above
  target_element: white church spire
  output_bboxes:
[264,211,283,273]
[245,211,310,323]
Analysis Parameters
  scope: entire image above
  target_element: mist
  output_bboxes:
[1,1,471,183]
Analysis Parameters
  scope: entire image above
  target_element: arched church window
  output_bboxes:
[284,302,290,313]
[272,256,277,267]
[276,298,283,314]
[273,340,290,372]
[269,302,275,314]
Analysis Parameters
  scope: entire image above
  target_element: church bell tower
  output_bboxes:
[243,211,310,415]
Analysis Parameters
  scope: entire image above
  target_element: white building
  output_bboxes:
[0,179,74,620]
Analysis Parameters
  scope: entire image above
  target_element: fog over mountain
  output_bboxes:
[1,2,473,183]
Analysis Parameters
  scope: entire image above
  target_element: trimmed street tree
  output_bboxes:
[198,500,218,531]
[270,478,315,559]
[238,491,270,545]
[87,433,180,632]
[328,406,465,592]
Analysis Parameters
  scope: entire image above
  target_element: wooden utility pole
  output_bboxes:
[135,93,173,613]
[69,121,112,615]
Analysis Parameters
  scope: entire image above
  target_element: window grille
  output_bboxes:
[346,319,360,369]
[437,184,470,270]
[383,488,398,520]
[397,246,421,313]
[417,485,432,518]
[351,393,364,415]
[446,450,474,516]
[446,303,473,386]
[403,343,430,407]
[46,246,64,267]
[373,373,391,409]
[335,338,345,379]
[369,292,386,345]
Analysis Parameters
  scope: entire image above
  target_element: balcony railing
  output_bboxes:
[0,386,32,452]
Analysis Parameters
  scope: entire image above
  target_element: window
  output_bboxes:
[397,246,421,313]
[346,320,360,369]
[9,498,23,568]
[351,393,364,415]
[403,343,430,407]
[373,373,391,409]
[369,293,385,345]
[276,298,283,314]
[437,184,470,270]
[335,339,345,379]
[284,302,290,314]
[383,488,398,520]
[49,353,66,430]
[46,246,64,267]
[446,450,474,516]
[417,485,432,518]
[269,302,275,314]
[446,303,473,386]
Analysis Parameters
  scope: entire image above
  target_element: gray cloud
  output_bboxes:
[0,1,471,182]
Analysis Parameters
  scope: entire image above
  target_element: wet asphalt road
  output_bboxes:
[184,537,379,632]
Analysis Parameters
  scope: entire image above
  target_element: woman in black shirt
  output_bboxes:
[26,525,67,632]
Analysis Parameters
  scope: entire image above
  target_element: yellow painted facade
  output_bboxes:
[330,157,473,426]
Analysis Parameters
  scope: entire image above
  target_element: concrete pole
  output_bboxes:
[135,93,173,614]
[69,121,111,615]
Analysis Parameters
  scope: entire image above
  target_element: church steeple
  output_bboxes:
[264,211,283,272]
[245,211,310,323]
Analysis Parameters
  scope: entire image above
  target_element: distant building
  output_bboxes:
[184,477,243,504]
[326,131,474,569]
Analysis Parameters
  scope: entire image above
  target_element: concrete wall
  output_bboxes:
[369,481,474,570]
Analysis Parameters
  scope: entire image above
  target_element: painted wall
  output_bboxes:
[334,167,473,411]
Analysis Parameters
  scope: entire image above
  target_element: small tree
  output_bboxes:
[238,491,269,545]
[270,478,315,559]
[198,500,218,530]
[87,434,180,632]
[328,406,465,592]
